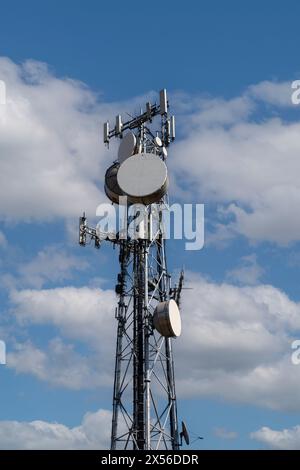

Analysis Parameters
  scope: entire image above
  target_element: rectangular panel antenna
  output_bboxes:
[146,102,152,120]
[170,115,176,140]
[104,121,110,144]
[160,89,168,115]
[115,115,122,135]
[167,118,171,141]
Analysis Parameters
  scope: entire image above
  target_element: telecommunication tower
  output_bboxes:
[79,89,189,450]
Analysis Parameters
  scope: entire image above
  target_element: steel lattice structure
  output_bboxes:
[79,90,186,450]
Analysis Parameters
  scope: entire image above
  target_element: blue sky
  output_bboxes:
[1,0,300,450]
[2,0,299,99]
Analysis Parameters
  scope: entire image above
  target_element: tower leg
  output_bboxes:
[165,338,179,450]
[110,216,180,450]
[144,243,151,450]
[110,315,124,449]
[111,242,129,450]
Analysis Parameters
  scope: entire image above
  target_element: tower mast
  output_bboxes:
[80,89,185,450]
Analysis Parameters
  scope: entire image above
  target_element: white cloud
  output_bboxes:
[178,95,254,129]
[174,273,300,411]
[248,80,294,107]
[7,278,300,412]
[0,57,107,221]
[0,408,111,449]
[214,427,238,440]
[172,84,300,245]
[8,286,116,388]
[1,56,299,245]
[9,286,116,347]
[251,425,300,450]
[17,245,88,288]
[0,57,160,223]
[0,230,7,248]
[226,254,264,285]
[7,338,110,389]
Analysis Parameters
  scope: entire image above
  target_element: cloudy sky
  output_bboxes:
[1,0,300,449]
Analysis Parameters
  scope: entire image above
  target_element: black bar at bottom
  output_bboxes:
[0,450,297,466]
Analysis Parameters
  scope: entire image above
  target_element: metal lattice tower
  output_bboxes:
[79,90,186,450]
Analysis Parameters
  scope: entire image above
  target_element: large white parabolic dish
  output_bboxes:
[117,153,168,205]
[118,131,136,164]
[153,299,182,338]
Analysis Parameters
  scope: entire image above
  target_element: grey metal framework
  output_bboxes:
[79,90,184,450]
